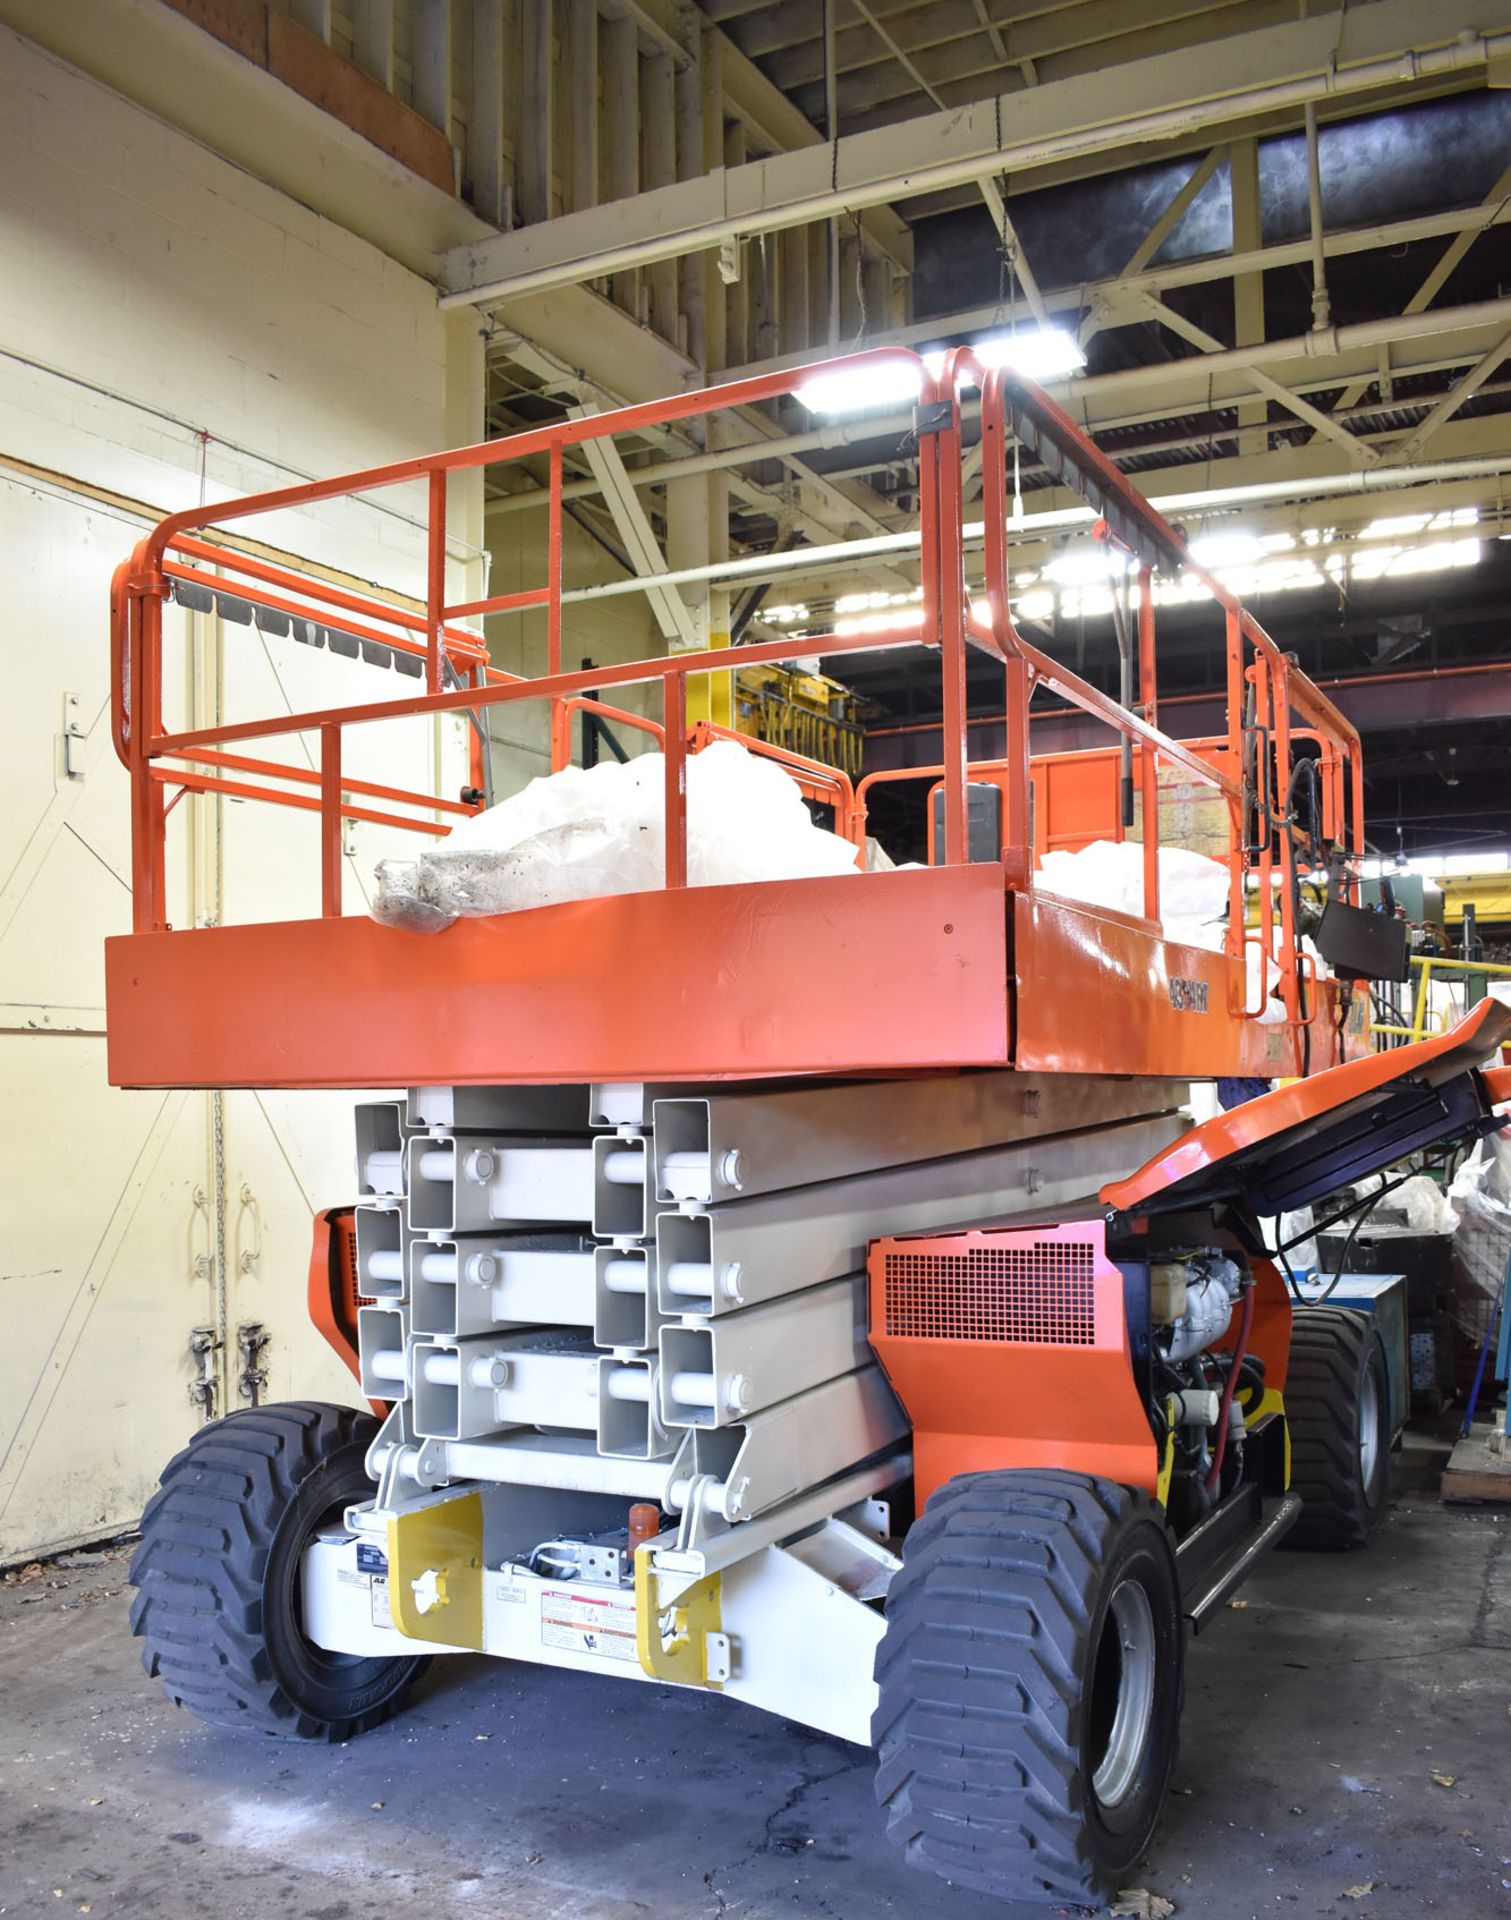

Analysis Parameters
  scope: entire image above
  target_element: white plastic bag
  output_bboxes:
[1035,840,1228,949]
[1448,1134,1511,1342]
[373,741,860,929]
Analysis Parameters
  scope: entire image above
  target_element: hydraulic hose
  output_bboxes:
[1204,1280,1255,1497]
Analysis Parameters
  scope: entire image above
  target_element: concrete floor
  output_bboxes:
[2,1438,1508,1920]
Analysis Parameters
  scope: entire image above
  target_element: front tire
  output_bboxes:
[1283,1306,1390,1549]
[129,1401,426,1739]
[873,1470,1183,1905]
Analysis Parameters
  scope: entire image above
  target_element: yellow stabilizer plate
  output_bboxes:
[386,1491,484,1651]
[634,1544,723,1689]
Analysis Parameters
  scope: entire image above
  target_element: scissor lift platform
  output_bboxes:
[105,347,1370,1097]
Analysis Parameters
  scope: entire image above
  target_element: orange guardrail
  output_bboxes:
[109,346,1364,1034]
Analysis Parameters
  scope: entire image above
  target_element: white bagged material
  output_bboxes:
[373,741,860,930]
[1395,1174,1460,1236]
[1035,839,1228,948]
[1447,1134,1511,1348]
[1277,1206,1320,1276]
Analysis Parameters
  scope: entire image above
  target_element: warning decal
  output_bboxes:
[539,1586,638,1663]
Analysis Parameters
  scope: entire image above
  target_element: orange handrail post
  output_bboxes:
[1223,608,1246,962]
[977,366,1033,875]
[931,350,971,869]
[548,442,565,772]
[132,575,167,934]
[426,468,447,695]
[1137,565,1160,924]
[320,725,343,917]
[664,675,687,889]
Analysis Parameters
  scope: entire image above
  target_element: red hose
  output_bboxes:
[1204,1281,1255,1496]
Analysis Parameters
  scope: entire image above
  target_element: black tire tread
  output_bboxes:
[873,1469,1175,1904]
[1284,1306,1387,1550]
[129,1401,419,1741]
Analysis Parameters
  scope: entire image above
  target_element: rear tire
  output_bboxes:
[873,1470,1183,1905]
[1283,1307,1390,1550]
[129,1401,426,1739]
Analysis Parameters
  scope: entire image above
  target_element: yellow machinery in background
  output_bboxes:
[734,662,873,777]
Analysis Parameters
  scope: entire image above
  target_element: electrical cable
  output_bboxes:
[1313,1175,1389,1302]
[1204,1281,1254,1495]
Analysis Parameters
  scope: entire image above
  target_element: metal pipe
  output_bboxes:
[1304,101,1331,332]
[670,1370,719,1408]
[602,1148,645,1186]
[545,450,1511,607]
[365,1249,404,1284]
[824,0,840,346]
[604,1366,653,1401]
[602,1257,648,1294]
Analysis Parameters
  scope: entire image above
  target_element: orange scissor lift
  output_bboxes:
[113,351,1509,1904]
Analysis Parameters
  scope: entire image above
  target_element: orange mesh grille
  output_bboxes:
[882,1239,1097,1345]
[335,1213,374,1313]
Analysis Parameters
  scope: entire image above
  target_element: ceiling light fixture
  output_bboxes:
[1187,528,1265,568]
[973,327,1086,380]
[796,362,925,416]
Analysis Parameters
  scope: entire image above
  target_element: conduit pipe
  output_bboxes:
[544,453,1511,609]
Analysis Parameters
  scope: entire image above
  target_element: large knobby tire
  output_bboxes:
[873,1470,1184,1905]
[1283,1306,1390,1550]
[129,1401,426,1740]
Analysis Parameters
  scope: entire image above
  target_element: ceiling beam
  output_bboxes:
[1393,328,1511,461]
[439,1,1504,307]
[570,402,698,645]
[622,0,912,273]
[1137,292,1379,465]
[1327,158,1511,422]
[485,281,905,549]
[718,196,1511,385]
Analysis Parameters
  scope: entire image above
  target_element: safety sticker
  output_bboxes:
[370,1575,392,1631]
[539,1586,637,1662]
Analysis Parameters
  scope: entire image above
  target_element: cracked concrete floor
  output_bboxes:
[2,1437,1509,1920]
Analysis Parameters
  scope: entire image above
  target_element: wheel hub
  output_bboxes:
[1091,1578,1157,1811]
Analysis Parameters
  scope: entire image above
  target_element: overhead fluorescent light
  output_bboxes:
[1043,542,1128,586]
[973,326,1086,380]
[1187,528,1265,567]
[796,362,924,416]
